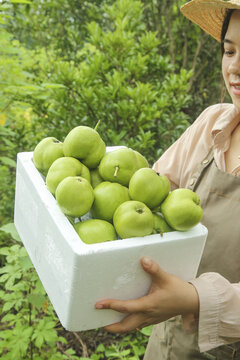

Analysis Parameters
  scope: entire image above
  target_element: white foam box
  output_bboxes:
[14,148,208,332]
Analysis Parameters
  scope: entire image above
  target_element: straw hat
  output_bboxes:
[181,0,240,42]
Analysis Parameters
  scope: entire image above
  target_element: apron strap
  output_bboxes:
[188,148,214,191]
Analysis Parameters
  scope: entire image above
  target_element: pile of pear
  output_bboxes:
[33,125,203,245]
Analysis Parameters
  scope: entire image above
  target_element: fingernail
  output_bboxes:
[95,303,104,309]
[143,257,152,267]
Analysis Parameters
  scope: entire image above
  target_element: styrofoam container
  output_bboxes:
[14,149,208,331]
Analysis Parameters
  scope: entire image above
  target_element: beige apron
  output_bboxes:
[144,149,240,359]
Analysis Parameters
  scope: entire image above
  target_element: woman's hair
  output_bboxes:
[220,9,234,102]
[221,9,235,56]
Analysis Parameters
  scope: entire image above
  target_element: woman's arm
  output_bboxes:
[189,273,240,352]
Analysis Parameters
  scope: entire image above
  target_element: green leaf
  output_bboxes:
[0,323,33,358]
[120,349,131,356]
[18,256,33,270]
[0,156,16,168]
[42,83,67,89]
[10,0,32,3]
[0,247,11,256]
[21,71,35,78]
[2,300,16,312]
[96,343,105,353]
[32,318,58,348]
[140,325,153,336]
[35,334,44,348]
[0,223,21,242]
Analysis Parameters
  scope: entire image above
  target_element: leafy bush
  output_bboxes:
[3,0,193,164]
[0,224,68,359]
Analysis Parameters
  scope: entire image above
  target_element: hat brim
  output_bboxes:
[181,0,240,42]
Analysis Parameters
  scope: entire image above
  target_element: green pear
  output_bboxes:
[91,181,130,223]
[46,157,90,195]
[99,147,138,186]
[152,212,173,234]
[74,219,117,244]
[161,188,203,231]
[113,200,154,239]
[63,125,106,169]
[134,150,149,169]
[33,137,64,176]
[129,168,170,209]
[56,176,94,218]
[90,168,103,188]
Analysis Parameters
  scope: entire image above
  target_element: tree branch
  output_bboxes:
[188,34,206,90]
[73,332,89,358]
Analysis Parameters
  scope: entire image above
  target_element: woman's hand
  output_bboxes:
[95,256,199,333]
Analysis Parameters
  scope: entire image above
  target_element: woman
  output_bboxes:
[95,0,240,358]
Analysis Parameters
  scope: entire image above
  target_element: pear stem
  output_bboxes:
[114,166,119,177]
[94,120,101,131]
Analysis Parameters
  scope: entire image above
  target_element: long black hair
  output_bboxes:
[221,9,235,56]
[220,9,235,102]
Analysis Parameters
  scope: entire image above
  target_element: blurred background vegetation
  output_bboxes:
[0,0,229,358]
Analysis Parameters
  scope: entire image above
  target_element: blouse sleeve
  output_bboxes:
[152,105,220,189]
[190,274,240,352]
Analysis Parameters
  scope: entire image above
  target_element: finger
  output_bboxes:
[95,299,130,313]
[103,313,146,333]
[95,294,152,314]
[141,256,168,283]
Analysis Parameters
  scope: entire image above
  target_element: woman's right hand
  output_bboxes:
[95,256,200,333]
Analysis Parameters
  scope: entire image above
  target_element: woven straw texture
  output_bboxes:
[181,0,240,42]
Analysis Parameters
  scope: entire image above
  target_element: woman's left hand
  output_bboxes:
[95,256,199,333]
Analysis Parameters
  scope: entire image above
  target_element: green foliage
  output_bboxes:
[78,328,152,360]
[141,0,224,114]
[0,127,17,223]
[2,0,193,166]
[5,0,225,117]
[0,225,79,360]
[5,0,112,58]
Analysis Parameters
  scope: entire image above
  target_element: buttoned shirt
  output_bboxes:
[153,103,240,352]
